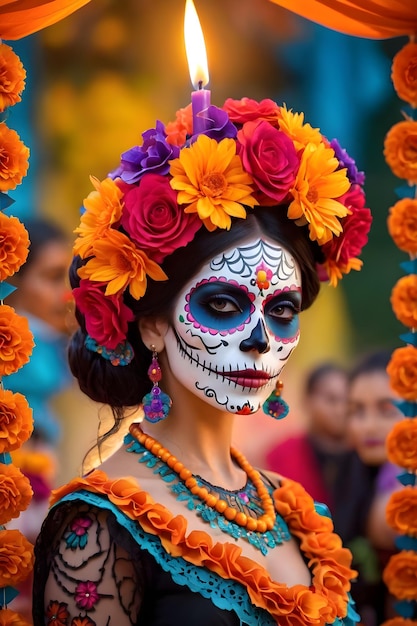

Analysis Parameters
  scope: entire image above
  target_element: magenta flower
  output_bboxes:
[237,120,299,205]
[70,515,93,536]
[73,280,134,349]
[121,173,201,263]
[75,581,100,611]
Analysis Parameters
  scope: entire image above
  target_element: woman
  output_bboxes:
[346,350,403,626]
[33,97,371,625]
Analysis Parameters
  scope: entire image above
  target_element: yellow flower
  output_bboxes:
[73,176,124,258]
[279,105,323,151]
[78,228,168,300]
[169,134,258,231]
[288,142,350,245]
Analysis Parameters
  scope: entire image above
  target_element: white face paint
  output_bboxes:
[163,237,302,414]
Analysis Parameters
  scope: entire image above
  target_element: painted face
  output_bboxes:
[163,237,302,414]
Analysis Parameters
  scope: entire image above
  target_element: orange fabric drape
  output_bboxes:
[268,0,417,39]
[0,0,91,40]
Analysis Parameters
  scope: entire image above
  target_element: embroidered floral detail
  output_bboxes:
[74,581,100,611]
[51,471,356,626]
[46,600,69,626]
[64,515,93,550]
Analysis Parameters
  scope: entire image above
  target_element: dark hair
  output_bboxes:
[18,217,68,275]
[305,362,347,396]
[348,349,392,384]
[69,205,323,442]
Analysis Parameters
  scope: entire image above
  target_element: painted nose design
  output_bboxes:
[239,319,270,354]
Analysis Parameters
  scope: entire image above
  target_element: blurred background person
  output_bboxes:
[265,363,357,520]
[346,349,404,626]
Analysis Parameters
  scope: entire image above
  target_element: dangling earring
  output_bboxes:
[262,380,289,419]
[142,346,172,423]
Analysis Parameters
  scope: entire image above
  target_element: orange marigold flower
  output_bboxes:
[0,388,33,453]
[384,120,417,184]
[0,124,30,192]
[386,418,417,470]
[165,104,192,146]
[169,134,258,231]
[78,228,168,300]
[0,528,33,587]
[387,345,417,402]
[0,212,29,280]
[73,176,124,259]
[383,551,417,600]
[279,105,323,151]
[0,43,26,113]
[0,608,32,626]
[391,275,417,328]
[392,41,417,107]
[386,487,417,536]
[0,305,34,376]
[323,257,363,289]
[0,462,32,525]
[288,142,349,245]
[387,198,417,254]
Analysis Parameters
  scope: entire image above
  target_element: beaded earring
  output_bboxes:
[142,346,172,423]
[262,380,289,419]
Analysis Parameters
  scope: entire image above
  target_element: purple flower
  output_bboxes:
[110,121,180,184]
[190,105,237,143]
[330,138,365,185]
[75,581,100,610]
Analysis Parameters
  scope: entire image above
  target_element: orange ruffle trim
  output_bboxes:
[51,472,356,626]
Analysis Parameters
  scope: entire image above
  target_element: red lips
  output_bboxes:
[222,369,271,389]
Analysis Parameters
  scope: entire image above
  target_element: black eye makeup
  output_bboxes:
[187,281,254,331]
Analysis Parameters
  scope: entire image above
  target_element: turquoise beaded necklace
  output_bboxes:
[124,432,291,556]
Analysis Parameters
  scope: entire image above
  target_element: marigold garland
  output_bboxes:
[387,198,417,255]
[0,43,26,113]
[0,124,30,193]
[387,345,417,402]
[0,305,34,377]
[383,34,417,625]
[0,529,34,588]
[0,607,33,626]
[0,212,29,281]
[386,419,417,471]
[391,274,417,329]
[0,389,33,454]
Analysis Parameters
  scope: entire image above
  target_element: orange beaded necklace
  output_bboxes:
[129,423,276,533]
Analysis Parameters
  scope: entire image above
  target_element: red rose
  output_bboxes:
[237,120,299,205]
[322,184,372,266]
[121,173,201,263]
[223,98,280,126]
[73,279,134,349]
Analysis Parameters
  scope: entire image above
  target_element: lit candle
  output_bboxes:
[184,0,210,134]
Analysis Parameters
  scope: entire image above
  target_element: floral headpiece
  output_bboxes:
[72,97,372,364]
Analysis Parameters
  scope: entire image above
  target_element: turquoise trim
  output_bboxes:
[53,489,359,626]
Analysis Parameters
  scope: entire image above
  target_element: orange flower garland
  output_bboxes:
[0,212,29,281]
[383,34,417,624]
[0,463,32,526]
[0,389,33,454]
[387,198,417,255]
[0,43,26,113]
[391,275,417,329]
[0,305,34,377]
[0,39,35,620]
[0,529,34,588]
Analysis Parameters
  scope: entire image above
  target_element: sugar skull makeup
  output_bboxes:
[162,237,302,414]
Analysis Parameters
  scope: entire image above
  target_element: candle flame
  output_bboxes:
[184,0,209,89]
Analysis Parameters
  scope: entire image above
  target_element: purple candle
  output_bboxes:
[184,0,211,134]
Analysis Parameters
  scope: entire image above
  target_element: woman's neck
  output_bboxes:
[140,402,245,490]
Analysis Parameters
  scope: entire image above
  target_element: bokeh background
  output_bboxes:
[5,0,409,466]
